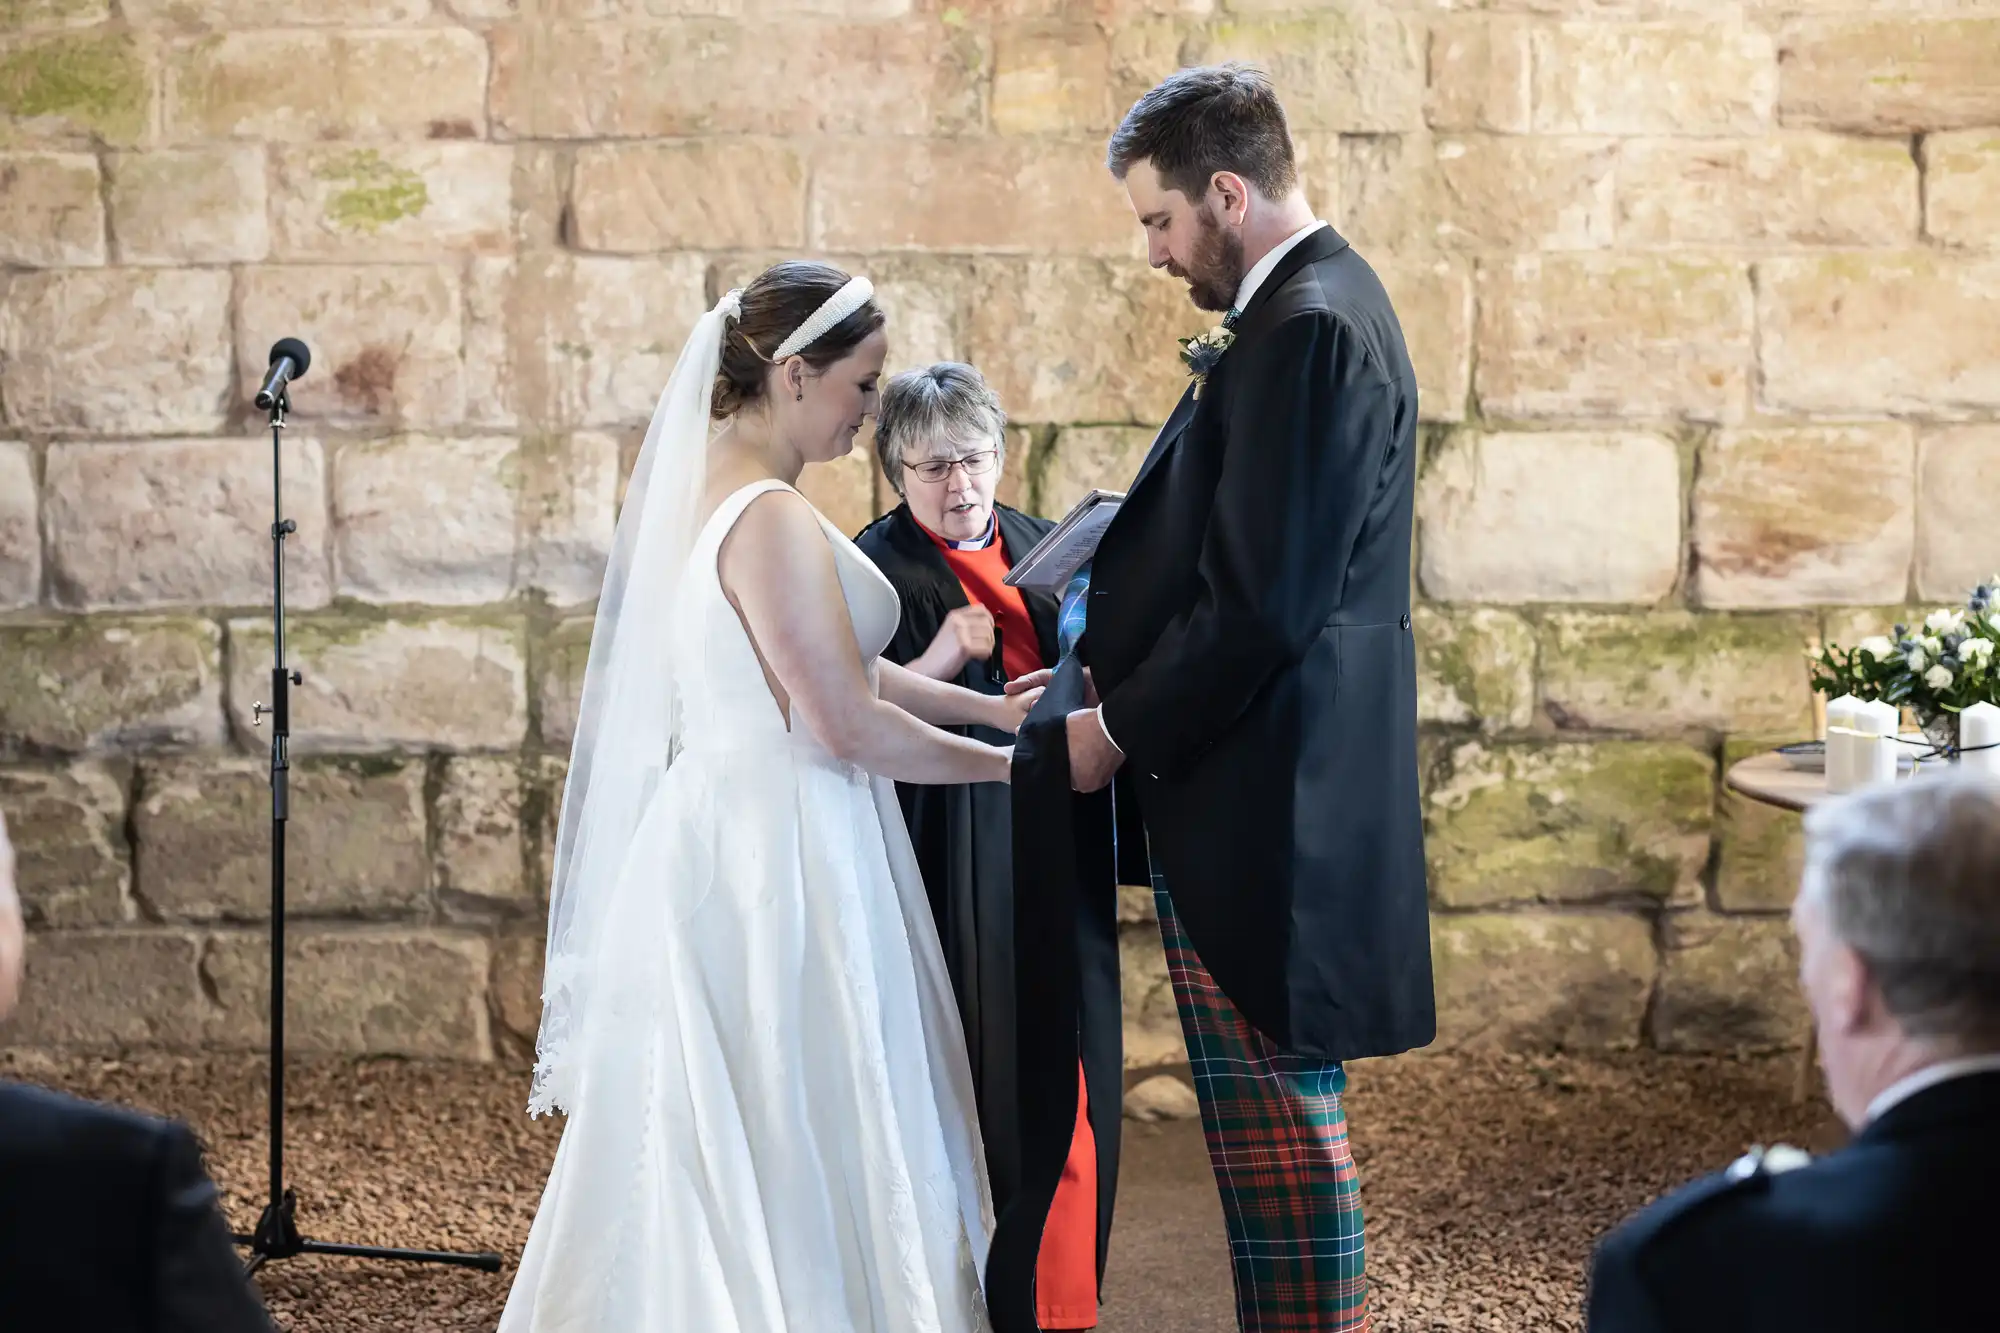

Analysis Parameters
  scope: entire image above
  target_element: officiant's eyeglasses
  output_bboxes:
[904,450,998,485]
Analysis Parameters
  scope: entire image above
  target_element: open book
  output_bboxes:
[1002,489,1124,596]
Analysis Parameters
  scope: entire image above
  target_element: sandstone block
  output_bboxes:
[1344,134,1616,254]
[798,449,882,539]
[0,268,231,435]
[45,438,333,612]
[1915,425,2000,601]
[1692,425,1916,610]
[238,265,464,429]
[1617,135,1917,249]
[205,929,492,1059]
[227,616,529,752]
[489,931,544,1052]
[0,29,151,145]
[1375,256,1471,422]
[537,616,594,750]
[526,753,565,899]
[471,254,709,429]
[271,143,512,260]
[965,258,1201,424]
[0,151,102,265]
[106,147,267,264]
[812,138,1134,257]
[436,756,530,911]
[1120,923,1182,1068]
[490,19,985,139]
[571,139,805,252]
[0,0,113,30]
[993,21,1113,135]
[1924,132,2000,250]
[134,755,428,922]
[1413,606,1536,733]
[1042,426,1155,518]
[1716,734,1806,913]
[0,763,128,928]
[166,28,487,142]
[1820,604,1928,657]
[1653,913,1806,1053]
[0,441,38,610]
[1426,740,1713,909]
[333,435,520,606]
[1426,16,1531,133]
[0,619,225,755]
[126,0,434,22]
[6,931,208,1048]
[1419,430,1682,604]
[1291,132,1342,226]
[1533,21,1775,134]
[1477,255,1751,422]
[1539,612,1816,735]
[520,433,621,607]
[1430,912,1657,1051]
[1778,18,2000,132]
[1757,255,2000,415]
[1185,13,1423,133]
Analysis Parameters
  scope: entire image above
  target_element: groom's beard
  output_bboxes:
[1166,211,1246,313]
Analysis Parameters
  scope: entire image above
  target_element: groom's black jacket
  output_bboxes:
[1087,224,1434,1062]
[992,226,1435,1330]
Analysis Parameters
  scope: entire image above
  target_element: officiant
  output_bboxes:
[854,363,1123,1332]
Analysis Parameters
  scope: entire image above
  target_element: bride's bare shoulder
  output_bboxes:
[714,483,825,574]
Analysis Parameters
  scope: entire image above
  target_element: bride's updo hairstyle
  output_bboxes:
[711,261,886,420]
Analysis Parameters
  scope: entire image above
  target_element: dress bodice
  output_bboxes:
[673,479,901,756]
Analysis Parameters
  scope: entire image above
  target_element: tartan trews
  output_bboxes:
[1153,876,1371,1333]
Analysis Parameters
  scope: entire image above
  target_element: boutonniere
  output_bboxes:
[1178,324,1236,400]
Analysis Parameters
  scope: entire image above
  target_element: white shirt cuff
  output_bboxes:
[1094,706,1124,757]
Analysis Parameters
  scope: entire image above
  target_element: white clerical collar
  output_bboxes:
[1234,219,1328,315]
[1864,1052,2000,1125]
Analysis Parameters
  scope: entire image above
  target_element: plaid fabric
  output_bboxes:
[1057,566,1091,659]
[1154,875,1371,1333]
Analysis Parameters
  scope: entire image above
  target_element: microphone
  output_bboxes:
[255,337,311,410]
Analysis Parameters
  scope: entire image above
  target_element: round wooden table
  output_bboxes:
[1723,748,1828,1100]
[1723,750,1830,813]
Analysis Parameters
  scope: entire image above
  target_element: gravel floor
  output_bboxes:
[0,1049,1845,1332]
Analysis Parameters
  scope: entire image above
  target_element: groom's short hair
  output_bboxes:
[1107,64,1298,204]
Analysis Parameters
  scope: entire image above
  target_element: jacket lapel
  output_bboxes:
[1120,226,1351,505]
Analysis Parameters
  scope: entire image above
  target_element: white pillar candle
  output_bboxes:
[1824,695,1862,793]
[1856,700,1901,788]
[1960,702,2000,776]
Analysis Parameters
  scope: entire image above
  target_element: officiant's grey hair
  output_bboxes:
[873,362,1009,497]
[1801,773,2000,1045]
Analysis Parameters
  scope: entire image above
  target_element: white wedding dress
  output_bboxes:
[499,478,994,1332]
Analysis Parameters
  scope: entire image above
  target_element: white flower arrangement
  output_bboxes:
[1812,575,2000,752]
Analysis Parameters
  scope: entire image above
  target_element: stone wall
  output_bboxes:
[3,0,1997,1064]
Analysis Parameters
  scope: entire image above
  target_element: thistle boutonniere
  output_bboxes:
[1178,324,1236,399]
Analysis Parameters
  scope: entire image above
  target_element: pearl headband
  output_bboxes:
[768,276,875,361]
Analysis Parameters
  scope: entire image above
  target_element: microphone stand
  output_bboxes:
[233,386,503,1279]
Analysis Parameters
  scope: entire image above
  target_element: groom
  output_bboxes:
[1001,64,1434,1333]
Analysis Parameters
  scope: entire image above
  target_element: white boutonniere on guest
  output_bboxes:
[1178,324,1236,400]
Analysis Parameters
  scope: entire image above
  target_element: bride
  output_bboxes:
[499,262,1033,1331]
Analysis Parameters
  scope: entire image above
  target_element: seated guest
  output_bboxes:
[855,363,1116,1331]
[0,812,276,1333]
[1585,772,2000,1333]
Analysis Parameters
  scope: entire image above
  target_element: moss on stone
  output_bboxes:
[1415,606,1535,731]
[0,31,148,143]
[314,148,429,232]
[1427,740,1714,908]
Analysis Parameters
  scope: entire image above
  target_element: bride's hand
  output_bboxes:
[996,685,1044,734]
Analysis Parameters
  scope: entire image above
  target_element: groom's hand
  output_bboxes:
[1065,708,1121,793]
[1006,667,1097,708]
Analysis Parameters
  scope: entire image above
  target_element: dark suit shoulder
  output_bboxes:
[995,504,1054,539]
[0,1080,179,1169]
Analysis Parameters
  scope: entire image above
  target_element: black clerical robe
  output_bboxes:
[853,503,1126,1309]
